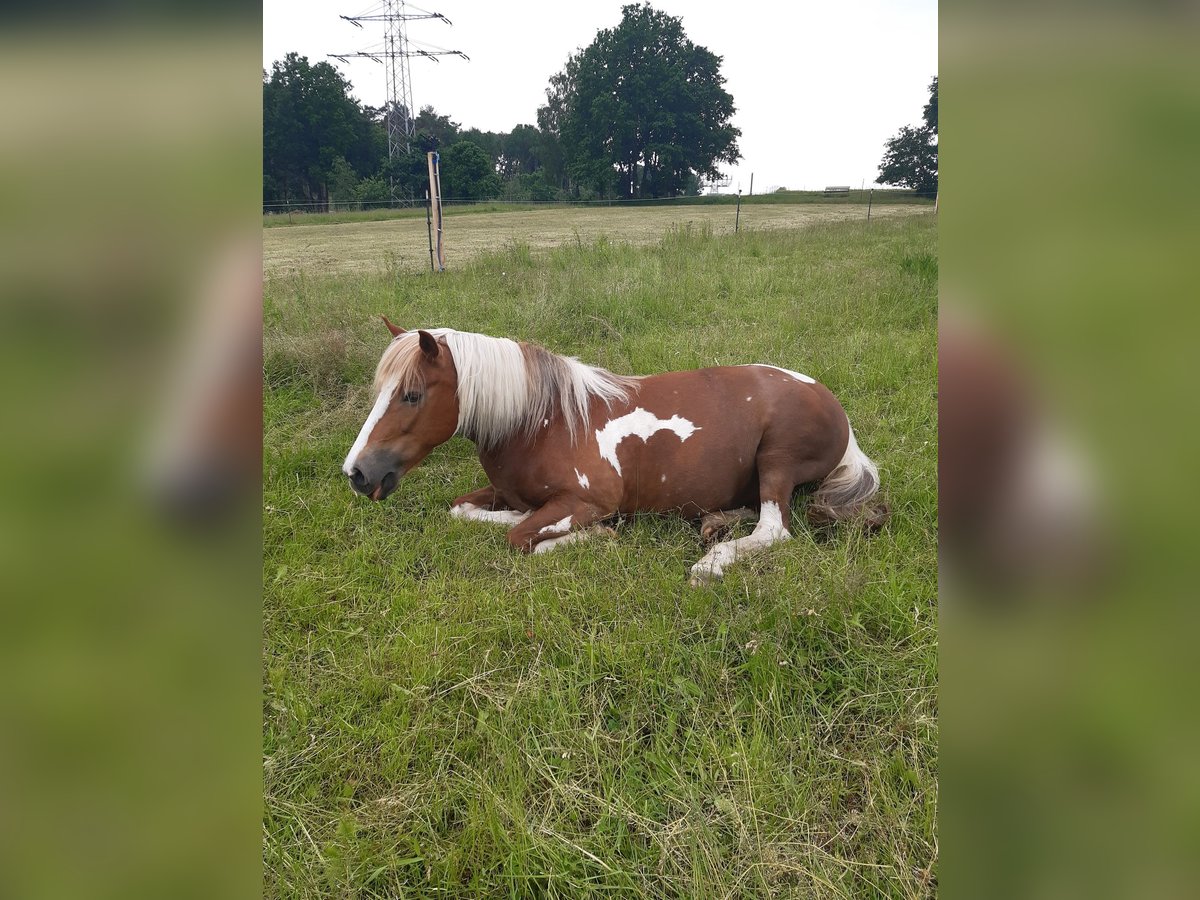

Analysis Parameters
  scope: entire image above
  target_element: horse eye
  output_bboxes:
[401,391,422,404]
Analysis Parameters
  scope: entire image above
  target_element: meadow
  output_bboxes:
[262,190,932,230]
[263,207,938,898]
[263,201,929,278]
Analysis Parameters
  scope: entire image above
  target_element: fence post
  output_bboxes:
[867,188,873,222]
[735,189,742,233]
[425,189,434,272]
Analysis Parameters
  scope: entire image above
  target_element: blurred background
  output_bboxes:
[0,6,262,900]
[1,1,1198,897]
[943,3,1200,898]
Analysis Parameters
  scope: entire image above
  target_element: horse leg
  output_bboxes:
[449,485,531,526]
[505,499,614,554]
[699,507,758,544]
[689,479,794,585]
[532,525,617,554]
[451,485,499,509]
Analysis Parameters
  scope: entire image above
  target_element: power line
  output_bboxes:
[329,1,468,163]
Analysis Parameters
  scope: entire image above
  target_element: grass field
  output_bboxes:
[263,209,938,898]
[262,190,933,230]
[263,202,930,278]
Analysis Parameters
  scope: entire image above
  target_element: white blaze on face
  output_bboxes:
[343,376,398,475]
[743,363,815,384]
[595,407,700,476]
[575,468,590,490]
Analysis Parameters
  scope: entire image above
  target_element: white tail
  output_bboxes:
[807,420,888,530]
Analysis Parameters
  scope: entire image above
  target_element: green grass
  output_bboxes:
[263,190,932,229]
[264,213,938,898]
[263,202,549,229]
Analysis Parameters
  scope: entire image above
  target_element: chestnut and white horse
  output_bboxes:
[344,319,887,583]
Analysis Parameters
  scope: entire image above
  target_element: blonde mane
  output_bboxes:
[372,329,637,449]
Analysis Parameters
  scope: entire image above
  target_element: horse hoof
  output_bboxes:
[700,525,721,545]
[688,569,721,587]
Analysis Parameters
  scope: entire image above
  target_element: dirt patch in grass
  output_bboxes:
[263,202,930,278]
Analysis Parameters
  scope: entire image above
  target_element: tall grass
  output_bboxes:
[264,214,937,898]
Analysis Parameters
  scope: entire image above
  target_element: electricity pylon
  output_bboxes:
[332,2,468,159]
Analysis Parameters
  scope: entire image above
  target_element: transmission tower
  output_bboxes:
[332,2,468,159]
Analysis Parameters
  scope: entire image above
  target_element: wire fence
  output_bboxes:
[262,188,935,218]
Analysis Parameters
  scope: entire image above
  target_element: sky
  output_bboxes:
[263,0,937,193]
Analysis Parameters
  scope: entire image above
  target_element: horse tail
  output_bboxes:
[806,418,890,532]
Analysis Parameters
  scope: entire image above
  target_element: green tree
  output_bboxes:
[262,53,382,207]
[438,141,501,201]
[326,156,359,209]
[923,76,938,136]
[414,105,460,148]
[354,175,391,206]
[878,77,938,196]
[536,76,571,191]
[542,3,741,198]
[381,148,435,203]
[499,124,542,177]
[458,128,503,174]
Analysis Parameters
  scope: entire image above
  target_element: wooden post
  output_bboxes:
[867,188,873,222]
[427,152,446,271]
[735,189,742,233]
[749,173,754,196]
[425,189,434,272]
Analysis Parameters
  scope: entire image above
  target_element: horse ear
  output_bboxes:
[380,315,405,337]
[418,330,440,360]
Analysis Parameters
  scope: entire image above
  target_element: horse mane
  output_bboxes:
[372,329,638,449]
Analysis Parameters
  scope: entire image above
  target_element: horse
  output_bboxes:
[343,318,888,584]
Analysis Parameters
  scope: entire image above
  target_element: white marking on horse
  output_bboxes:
[746,396,752,401]
[575,468,590,490]
[690,500,791,582]
[534,525,609,554]
[743,363,815,384]
[343,376,398,475]
[538,515,572,535]
[661,474,667,482]
[450,502,531,526]
[595,407,699,476]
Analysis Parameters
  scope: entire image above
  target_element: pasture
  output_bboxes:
[263,208,938,898]
[262,201,929,278]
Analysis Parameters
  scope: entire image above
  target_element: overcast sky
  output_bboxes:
[263,0,937,193]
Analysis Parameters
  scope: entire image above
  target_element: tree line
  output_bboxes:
[263,3,741,210]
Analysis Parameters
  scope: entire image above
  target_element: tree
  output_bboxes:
[414,105,460,148]
[541,3,741,199]
[262,53,382,208]
[878,77,938,196]
[439,141,501,201]
[458,128,503,169]
[536,71,572,191]
[499,124,542,178]
[326,156,359,208]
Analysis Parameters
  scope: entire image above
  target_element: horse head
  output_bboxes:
[342,318,460,501]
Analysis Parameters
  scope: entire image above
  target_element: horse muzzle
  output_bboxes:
[346,459,400,501]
